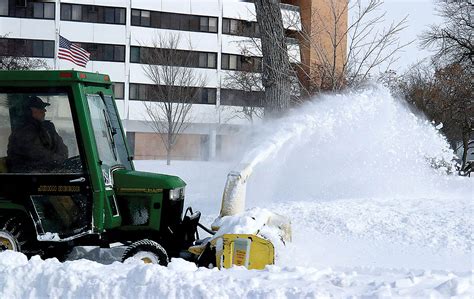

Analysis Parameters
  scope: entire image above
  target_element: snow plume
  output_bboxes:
[242,85,466,204]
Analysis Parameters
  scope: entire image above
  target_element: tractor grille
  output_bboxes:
[160,190,184,234]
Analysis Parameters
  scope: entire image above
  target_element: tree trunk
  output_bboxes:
[166,132,172,165]
[461,130,469,169]
[255,0,292,118]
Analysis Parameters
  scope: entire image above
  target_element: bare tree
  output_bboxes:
[0,35,47,70]
[420,0,473,67]
[222,64,264,124]
[254,0,293,117]
[141,34,206,165]
[226,0,409,106]
[398,61,473,171]
[410,0,474,173]
[296,0,410,93]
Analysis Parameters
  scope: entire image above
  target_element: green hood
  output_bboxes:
[113,169,186,192]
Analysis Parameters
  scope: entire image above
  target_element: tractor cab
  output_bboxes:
[0,71,200,262]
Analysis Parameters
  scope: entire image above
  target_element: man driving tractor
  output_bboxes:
[6,96,68,173]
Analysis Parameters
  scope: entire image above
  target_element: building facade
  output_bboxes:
[0,0,344,160]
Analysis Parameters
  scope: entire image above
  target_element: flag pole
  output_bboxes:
[54,0,60,70]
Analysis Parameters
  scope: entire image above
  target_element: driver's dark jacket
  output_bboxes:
[7,117,68,173]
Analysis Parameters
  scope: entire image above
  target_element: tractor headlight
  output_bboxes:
[169,187,184,201]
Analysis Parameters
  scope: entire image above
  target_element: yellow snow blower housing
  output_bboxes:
[213,234,274,270]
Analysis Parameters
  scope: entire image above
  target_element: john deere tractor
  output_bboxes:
[0,70,206,265]
[0,70,284,269]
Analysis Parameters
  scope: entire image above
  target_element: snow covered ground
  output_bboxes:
[1,86,473,298]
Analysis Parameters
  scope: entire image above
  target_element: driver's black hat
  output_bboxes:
[27,96,50,109]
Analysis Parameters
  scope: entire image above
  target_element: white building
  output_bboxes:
[0,0,302,160]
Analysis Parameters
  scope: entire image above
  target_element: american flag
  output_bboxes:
[58,35,90,67]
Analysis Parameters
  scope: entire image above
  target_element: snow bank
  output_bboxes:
[1,251,472,298]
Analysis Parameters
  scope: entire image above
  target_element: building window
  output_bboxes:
[0,1,8,16]
[0,38,54,58]
[1,1,55,19]
[129,84,138,100]
[130,46,140,63]
[200,17,208,32]
[32,40,54,58]
[131,9,218,34]
[32,2,42,18]
[43,2,54,19]
[229,55,238,70]
[200,88,216,104]
[130,46,217,69]
[207,53,217,68]
[131,9,151,27]
[60,3,126,25]
[178,14,189,31]
[222,18,259,37]
[129,83,150,101]
[208,17,218,33]
[114,7,125,24]
[60,3,71,19]
[76,43,125,62]
[200,16,218,33]
[71,4,81,21]
[129,83,216,105]
[104,7,114,23]
[112,82,124,99]
[220,89,264,107]
[131,9,140,25]
[129,83,149,101]
[114,46,125,62]
[140,10,150,26]
[198,52,217,69]
[222,53,261,72]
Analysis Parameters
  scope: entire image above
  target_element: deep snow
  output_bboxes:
[1,86,473,298]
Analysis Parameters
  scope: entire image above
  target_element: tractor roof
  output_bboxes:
[0,70,112,86]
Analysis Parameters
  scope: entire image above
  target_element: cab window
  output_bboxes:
[87,94,131,184]
[0,90,82,174]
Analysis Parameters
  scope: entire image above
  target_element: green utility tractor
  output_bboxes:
[0,70,204,265]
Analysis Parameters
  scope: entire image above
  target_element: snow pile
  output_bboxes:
[210,207,290,254]
[1,251,472,298]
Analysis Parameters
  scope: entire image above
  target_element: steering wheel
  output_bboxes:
[62,155,83,172]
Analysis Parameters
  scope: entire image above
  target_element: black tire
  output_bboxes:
[0,216,38,257]
[122,239,169,266]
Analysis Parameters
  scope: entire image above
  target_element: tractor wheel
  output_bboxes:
[0,230,20,251]
[0,217,37,256]
[122,239,169,266]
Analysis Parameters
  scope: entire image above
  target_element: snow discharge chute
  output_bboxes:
[209,98,320,246]
[191,159,292,270]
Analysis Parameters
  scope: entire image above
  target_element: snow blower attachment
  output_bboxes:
[188,163,292,270]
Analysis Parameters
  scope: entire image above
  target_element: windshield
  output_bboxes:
[87,94,132,179]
